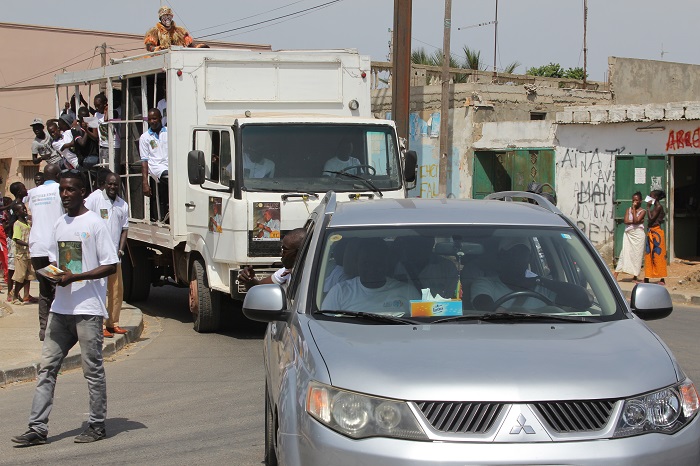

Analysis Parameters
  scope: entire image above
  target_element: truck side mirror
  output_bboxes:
[187,150,205,185]
[404,150,417,184]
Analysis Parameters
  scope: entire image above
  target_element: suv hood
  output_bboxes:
[307,318,677,402]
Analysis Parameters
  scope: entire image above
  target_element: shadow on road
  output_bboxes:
[128,286,267,339]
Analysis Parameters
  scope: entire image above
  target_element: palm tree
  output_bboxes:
[503,61,521,74]
[462,46,483,71]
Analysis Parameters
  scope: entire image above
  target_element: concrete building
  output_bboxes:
[0,22,269,193]
[371,57,700,261]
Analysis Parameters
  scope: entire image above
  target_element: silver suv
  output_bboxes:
[244,191,700,466]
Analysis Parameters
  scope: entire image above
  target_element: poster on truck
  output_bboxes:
[252,202,281,241]
[208,196,223,233]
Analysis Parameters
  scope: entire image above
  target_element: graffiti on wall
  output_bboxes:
[666,128,700,151]
[559,147,622,243]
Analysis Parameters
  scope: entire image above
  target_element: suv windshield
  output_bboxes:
[240,124,402,193]
[314,226,622,322]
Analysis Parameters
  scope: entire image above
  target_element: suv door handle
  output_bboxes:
[185,201,196,208]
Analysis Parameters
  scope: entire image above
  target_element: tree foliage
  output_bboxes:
[526,62,587,80]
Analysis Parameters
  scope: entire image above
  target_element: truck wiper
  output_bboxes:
[316,309,417,325]
[433,311,596,324]
[323,171,383,198]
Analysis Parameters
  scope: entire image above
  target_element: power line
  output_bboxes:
[0,53,97,90]
[192,0,306,33]
[196,0,344,40]
[0,47,96,89]
[215,5,338,40]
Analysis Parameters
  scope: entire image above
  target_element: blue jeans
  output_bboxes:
[28,313,106,436]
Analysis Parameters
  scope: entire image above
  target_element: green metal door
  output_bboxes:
[613,155,668,260]
[473,149,555,199]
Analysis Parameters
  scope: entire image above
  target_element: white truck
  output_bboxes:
[54,47,416,332]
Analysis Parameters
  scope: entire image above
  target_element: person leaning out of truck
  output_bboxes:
[238,228,306,292]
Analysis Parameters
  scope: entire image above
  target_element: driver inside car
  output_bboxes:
[321,238,420,314]
[322,139,361,177]
[471,236,590,312]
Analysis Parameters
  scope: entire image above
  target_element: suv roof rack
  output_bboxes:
[320,191,337,215]
[485,191,562,215]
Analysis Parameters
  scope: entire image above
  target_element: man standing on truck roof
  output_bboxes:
[144,6,193,52]
[139,109,169,221]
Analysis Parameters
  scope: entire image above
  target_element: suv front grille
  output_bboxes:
[532,399,616,433]
[416,401,504,434]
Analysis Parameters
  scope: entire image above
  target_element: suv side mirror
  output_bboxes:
[187,150,205,185]
[630,283,673,321]
[242,284,288,322]
[404,150,417,184]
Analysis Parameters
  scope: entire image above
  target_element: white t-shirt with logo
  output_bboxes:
[85,190,129,251]
[26,181,64,257]
[321,277,420,315]
[48,210,119,317]
[95,110,121,149]
[139,127,169,179]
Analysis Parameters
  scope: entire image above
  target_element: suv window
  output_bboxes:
[314,226,619,321]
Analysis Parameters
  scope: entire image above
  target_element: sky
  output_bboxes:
[3,0,700,83]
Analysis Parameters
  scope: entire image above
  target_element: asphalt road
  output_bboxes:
[0,290,697,465]
[0,286,268,466]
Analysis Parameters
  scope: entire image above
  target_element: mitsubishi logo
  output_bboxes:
[510,414,536,434]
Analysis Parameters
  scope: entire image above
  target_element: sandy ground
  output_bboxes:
[612,258,700,294]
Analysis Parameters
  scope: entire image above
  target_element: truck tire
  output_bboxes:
[124,245,151,302]
[190,258,221,332]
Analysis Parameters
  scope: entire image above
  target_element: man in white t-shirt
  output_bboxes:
[86,172,129,338]
[30,118,61,167]
[139,108,169,221]
[48,119,79,169]
[26,164,64,341]
[12,170,118,447]
[323,139,361,177]
[322,239,420,314]
[94,93,121,166]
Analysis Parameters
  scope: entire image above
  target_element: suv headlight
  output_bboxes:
[306,381,428,440]
[614,379,699,437]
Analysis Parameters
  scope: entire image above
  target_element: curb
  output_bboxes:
[0,305,144,387]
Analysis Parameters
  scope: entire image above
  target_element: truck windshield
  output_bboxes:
[239,124,402,193]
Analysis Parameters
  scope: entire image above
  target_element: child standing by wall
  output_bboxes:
[11,202,34,305]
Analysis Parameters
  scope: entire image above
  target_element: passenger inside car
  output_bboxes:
[471,236,591,312]
[321,238,420,314]
[393,236,458,299]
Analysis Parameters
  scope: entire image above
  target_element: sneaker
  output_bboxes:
[23,296,39,304]
[74,424,106,443]
[11,429,47,446]
[11,299,24,306]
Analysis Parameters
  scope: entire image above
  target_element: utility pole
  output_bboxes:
[493,0,498,74]
[583,0,588,87]
[438,0,452,198]
[100,42,107,92]
[392,0,412,145]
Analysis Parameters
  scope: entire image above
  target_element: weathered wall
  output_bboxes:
[372,82,611,199]
[610,57,700,105]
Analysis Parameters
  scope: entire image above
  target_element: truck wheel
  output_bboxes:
[265,384,278,466]
[125,246,151,302]
[190,258,221,332]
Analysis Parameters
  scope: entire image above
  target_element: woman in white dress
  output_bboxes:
[614,192,646,282]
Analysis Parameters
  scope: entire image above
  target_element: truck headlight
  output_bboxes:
[614,379,699,437]
[306,381,428,440]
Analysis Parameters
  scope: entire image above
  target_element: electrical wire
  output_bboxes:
[0,53,96,90]
[0,47,96,89]
[196,0,344,40]
[214,4,338,40]
[192,0,306,33]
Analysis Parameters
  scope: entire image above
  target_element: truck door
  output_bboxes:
[186,127,236,262]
